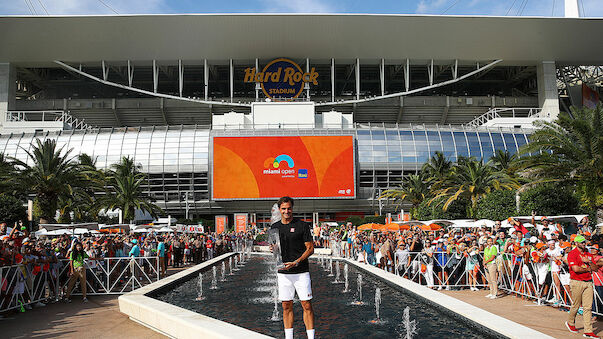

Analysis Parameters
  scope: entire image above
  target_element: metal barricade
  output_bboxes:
[0,256,159,313]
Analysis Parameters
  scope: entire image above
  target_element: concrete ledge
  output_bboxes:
[253,245,331,255]
[119,252,273,339]
[343,258,553,339]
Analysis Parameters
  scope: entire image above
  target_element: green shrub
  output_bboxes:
[0,194,27,226]
[414,196,469,220]
[519,184,580,216]
[476,190,517,221]
[345,216,364,226]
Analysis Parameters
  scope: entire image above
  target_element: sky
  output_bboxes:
[1,0,602,17]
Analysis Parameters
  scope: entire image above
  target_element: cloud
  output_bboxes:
[416,0,448,14]
[260,0,335,13]
[0,0,167,15]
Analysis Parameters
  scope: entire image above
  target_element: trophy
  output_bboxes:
[268,228,285,270]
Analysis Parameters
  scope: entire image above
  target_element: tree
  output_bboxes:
[475,189,517,221]
[0,153,23,198]
[489,149,520,178]
[431,157,519,218]
[57,154,104,223]
[380,172,431,219]
[518,184,581,217]
[421,151,452,190]
[519,106,603,222]
[0,194,27,225]
[14,139,79,223]
[97,156,162,223]
[415,196,469,220]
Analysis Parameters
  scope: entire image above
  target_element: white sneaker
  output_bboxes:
[485,294,492,298]
[489,295,497,299]
[445,286,450,291]
[437,286,443,291]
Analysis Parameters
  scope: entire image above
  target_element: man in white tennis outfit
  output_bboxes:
[271,196,315,339]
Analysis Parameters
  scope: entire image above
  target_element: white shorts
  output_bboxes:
[277,272,313,301]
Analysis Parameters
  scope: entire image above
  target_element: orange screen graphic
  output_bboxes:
[212,136,355,199]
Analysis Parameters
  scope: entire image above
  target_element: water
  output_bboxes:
[332,262,341,284]
[195,273,204,301]
[343,264,350,292]
[374,287,382,322]
[154,256,499,338]
[401,306,418,339]
[270,284,280,321]
[352,274,364,305]
[328,258,334,277]
[233,256,240,271]
[229,257,234,275]
[210,266,218,290]
[220,262,226,282]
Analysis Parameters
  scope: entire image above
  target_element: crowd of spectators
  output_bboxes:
[0,221,254,311]
[318,215,600,308]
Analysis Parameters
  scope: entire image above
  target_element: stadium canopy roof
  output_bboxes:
[0,14,601,66]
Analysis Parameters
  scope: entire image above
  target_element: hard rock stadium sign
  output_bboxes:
[244,58,319,101]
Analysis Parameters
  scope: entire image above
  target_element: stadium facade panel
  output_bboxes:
[0,124,531,217]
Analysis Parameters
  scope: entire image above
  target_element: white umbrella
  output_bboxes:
[34,228,48,237]
[132,228,149,233]
[45,229,73,236]
[473,219,496,228]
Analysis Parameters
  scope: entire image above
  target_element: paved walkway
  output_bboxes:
[1,295,163,339]
[441,289,603,338]
[0,265,197,339]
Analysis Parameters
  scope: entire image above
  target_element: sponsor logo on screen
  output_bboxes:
[298,169,308,178]
[243,58,319,101]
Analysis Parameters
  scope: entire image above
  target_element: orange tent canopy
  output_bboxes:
[419,223,443,231]
[384,223,410,231]
[358,223,385,231]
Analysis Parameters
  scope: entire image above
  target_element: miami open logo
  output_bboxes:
[263,154,304,179]
[244,58,319,101]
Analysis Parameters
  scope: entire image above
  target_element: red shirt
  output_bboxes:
[567,247,594,281]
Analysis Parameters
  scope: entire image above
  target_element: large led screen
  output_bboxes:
[212,136,355,200]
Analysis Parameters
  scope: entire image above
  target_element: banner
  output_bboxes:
[215,215,227,234]
[212,136,355,199]
[176,225,204,233]
[583,84,600,109]
[235,213,248,233]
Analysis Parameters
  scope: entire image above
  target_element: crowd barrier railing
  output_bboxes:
[332,244,603,316]
[0,256,159,313]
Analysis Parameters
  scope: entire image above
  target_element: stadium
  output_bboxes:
[0,8,602,225]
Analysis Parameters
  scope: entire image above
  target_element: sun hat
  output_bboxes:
[561,241,571,248]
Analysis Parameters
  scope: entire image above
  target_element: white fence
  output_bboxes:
[0,257,159,313]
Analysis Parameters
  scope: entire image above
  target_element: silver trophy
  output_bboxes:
[268,228,285,270]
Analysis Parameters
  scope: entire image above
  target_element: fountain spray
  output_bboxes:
[375,287,381,321]
[220,262,226,281]
[401,306,417,339]
[343,263,349,292]
[210,266,218,289]
[333,261,341,283]
[270,284,280,321]
[328,258,334,276]
[229,257,234,275]
[195,272,204,301]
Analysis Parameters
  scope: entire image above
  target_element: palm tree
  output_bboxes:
[0,153,21,197]
[422,151,452,189]
[97,156,162,223]
[380,172,431,219]
[14,139,79,223]
[57,154,103,223]
[519,105,603,222]
[431,157,519,218]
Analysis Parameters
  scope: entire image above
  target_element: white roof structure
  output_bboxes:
[0,14,601,65]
